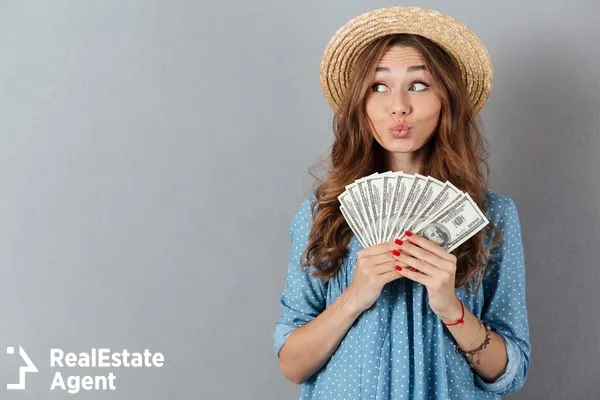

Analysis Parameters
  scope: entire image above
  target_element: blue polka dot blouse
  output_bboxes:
[273,191,531,399]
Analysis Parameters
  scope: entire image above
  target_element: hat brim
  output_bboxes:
[319,7,493,115]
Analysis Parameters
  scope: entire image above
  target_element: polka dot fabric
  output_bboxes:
[274,191,531,399]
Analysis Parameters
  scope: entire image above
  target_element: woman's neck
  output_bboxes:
[386,149,427,174]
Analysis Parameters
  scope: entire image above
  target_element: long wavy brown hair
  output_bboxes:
[302,34,503,294]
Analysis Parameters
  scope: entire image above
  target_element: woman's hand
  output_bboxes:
[345,241,405,314]
[393,231,462,322]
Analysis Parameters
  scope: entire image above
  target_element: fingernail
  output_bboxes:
[396,266,403,272]
[405,231,413,237]
[409,267,416,272]
[392,250,401,257]
[394,239,403,246]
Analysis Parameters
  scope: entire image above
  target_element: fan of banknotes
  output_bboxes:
[338,172,489,251]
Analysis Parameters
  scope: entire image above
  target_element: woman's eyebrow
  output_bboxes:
[376,65,427,73]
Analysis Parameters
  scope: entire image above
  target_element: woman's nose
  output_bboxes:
[390,91,411,115]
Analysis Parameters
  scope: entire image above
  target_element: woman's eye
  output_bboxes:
[410,82,429,92]
[371,82,429,93]
[370,83,388,93]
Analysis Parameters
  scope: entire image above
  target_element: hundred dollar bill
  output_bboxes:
[365,174,384,244]
[379,171,399,243]
[338,190,372,247]
[406,181,462,233]
[401,176,445,233]
[413,193,489,252]
[383,172,414,242]
[355,176,379,245]
[389,173,429,240]
[345,180,376,245]
[340,205,368,248]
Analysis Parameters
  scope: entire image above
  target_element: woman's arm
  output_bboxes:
[454,195,531,395]
[442,301,509,382]
[279,286,362,384]
[274,195,361,384]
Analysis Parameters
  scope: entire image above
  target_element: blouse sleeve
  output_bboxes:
[273,195,327,358]
[474,196,532,395]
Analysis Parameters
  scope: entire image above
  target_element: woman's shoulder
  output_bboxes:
[289,192,318,234]
[484,190,519,223]
[294,192,317,216]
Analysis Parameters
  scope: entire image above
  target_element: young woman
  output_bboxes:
[273,7,531,399]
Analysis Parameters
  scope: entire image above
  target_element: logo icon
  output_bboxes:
[6,346,38,390]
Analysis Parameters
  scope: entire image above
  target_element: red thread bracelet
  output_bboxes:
[442,299,465,326]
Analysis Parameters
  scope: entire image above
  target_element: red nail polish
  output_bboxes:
[409,267,416,272]
[396,266,403,271]
[395,239,403,246]
[405,231,413,237]
[392,250,401,257]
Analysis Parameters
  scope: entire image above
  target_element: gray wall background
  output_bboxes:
[0,0,598,399]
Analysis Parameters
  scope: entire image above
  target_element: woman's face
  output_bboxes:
[365,45,442,155]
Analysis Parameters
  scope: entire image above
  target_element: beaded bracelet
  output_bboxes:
[454,321,492,368]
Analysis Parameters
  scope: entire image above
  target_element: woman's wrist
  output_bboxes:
[437,297,464,324]
[338,285,364,318]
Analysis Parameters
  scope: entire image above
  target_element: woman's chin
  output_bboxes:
[382,140,416,154]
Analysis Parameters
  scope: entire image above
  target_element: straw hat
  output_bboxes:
[319,6,493,115]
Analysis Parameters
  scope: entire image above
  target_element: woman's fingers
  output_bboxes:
[395,235,455,273]
[368,242,421,273]
[395,266,430,286]
[357,240,402,259]
[378,269,405,285]
[371,261,406,275]
[394,252,438,276]
[403,232,456,263]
